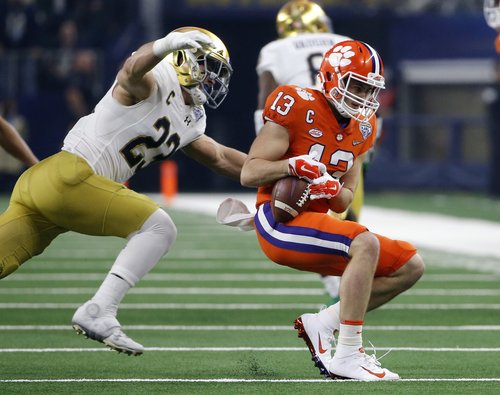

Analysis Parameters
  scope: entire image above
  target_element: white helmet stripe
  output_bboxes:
[361,42,381,75]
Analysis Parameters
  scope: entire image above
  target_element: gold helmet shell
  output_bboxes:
[166,26,233,108]
[276,0,332,38]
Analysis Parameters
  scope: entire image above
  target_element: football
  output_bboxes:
[271,176,310,223]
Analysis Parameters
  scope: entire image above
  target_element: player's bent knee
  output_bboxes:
[0,247,31,279]
[408,253,425,280]
[0,256,21,279]
[140,208,177,255]
[350,231,380,262]
[398,253,425,289]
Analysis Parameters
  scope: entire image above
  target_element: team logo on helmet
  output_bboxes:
[328,45,355,68]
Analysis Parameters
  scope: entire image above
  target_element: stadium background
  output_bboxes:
[0,0,498,194]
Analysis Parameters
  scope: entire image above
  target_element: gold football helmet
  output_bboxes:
[276,0,332,38]
[166,27,233,108]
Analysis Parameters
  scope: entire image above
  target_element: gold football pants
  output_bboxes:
[0,150,160,279]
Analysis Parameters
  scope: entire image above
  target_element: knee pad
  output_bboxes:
[147,208,177,251]
[133,208,177,256]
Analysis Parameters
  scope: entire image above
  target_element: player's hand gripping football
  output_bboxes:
[288,154,326,183]
[153,30,215,57]
[309,173,342,200]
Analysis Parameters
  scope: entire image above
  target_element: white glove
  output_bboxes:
[153,30,215,58]
[309,173,343,200]
[288,154,326,183]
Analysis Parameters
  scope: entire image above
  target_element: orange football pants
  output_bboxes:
[255,202,416,277]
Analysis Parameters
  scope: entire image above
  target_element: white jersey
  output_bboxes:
[62,61,206,183]
[256,32,351,88]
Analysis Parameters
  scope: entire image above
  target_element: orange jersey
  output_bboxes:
[253,85,416,277]
[256,85,377,211]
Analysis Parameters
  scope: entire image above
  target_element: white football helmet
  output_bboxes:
[166,27,233,109]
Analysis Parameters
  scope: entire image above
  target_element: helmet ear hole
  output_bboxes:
[174,51,184,67]
[326,71,332,81]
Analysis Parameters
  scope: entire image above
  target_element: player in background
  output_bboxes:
[0,116,39,167]
[254,0,351,305]
[484,0,500,53]
[241,40,425,380]
[0,27,246,355]
[484,0,500,195]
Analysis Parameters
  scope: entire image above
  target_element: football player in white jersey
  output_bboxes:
[0,115,39,166]
[0,27,246,355]
[484,0,500,53]
[255,0,351,305]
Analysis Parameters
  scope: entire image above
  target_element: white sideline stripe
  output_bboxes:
[5,273,500,282]
[1,378,500,383]
[1,324,500,331]
[1,303,500,310]
[1,347,499,353]
[2,287,499,296]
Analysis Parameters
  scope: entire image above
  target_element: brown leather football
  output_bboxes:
[271,176,310,223]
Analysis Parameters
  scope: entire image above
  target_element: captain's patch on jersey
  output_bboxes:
[359,122,372,139]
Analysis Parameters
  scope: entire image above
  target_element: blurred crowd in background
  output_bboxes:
[0,0,497,194]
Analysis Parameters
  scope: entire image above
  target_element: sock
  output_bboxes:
[91,209,176,316]
[335,320,364,358]
[317,301,341,332]
[92,273,131,316]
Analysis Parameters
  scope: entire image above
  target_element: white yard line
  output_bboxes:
[1,324,500,331]
[0,347,499,353]
[1,378,499,383]
[4,273,500,282]
[1,287,499,296]
[1,302,500,309]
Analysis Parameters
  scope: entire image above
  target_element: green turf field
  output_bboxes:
[0,194,499,394]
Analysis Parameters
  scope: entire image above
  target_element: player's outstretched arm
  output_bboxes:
[182,135,247,181]
[0,116,38,167]
[115,30,214,104]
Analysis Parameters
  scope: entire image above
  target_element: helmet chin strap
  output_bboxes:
[182,86,207,106]
[332,100,349,117]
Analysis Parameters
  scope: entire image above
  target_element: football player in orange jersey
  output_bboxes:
[241,40,425,380]
[254,0,372,305]
[0,115,38,167]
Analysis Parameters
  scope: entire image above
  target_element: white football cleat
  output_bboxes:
[294,313,334,377]
[72,301,144,356]
[329,348,400,381]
